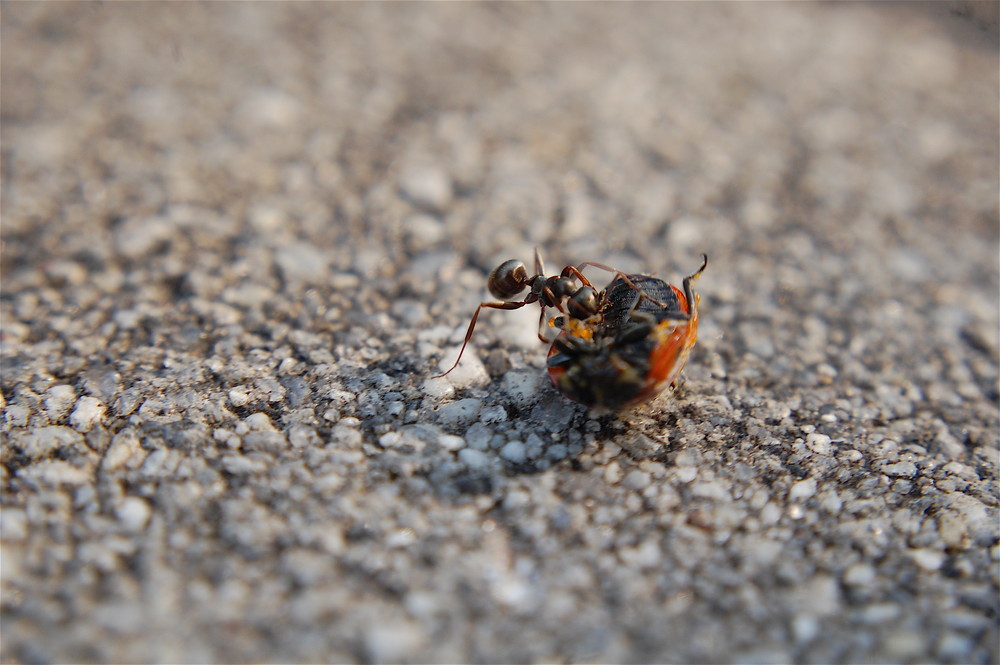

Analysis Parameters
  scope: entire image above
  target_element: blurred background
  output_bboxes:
[2,3,997,663]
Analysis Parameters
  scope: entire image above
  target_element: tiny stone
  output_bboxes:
[117,497,152,532]
[363,620,426,664]
[437,433,465,451]
[17,426,84,459]
[908,548,944,571]
[792,615,819,644]
[458,448,491,470]
[331,425,362,447]
[789,477,817,502]
[242,430,287,452]
[4,404,30,427]
[221,455,268,475]
[391,299,428,326]
[882,461,917,478]
[399,164,452,212]
[44,385,77,420]
[464,422,492,451]
[422,377,455,400]
[675,466,698,483]
[274,242,330,284]
[843,562,876,586]
[436,349,489,388]
[436,398,483,427]
[69,396,105,432]
[288,426,319,449]
[884,629,925,660]
[228,389,250,407]
[805,432,833,455]
[500,370,541,407]
[17,460,90,486]
[500,440,526,464]
[104,430,141,471]
[244,412,276,431]
[480,405,508,424]
[0,509,28,540]
[859,603,901,624]
[936,632,973,660]
[623,470,651,491]
[546,443,568,461]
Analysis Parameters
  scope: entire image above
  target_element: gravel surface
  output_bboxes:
[2,4,998,664]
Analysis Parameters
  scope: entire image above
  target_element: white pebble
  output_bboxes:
[501,370,541,407]
[69,396,105,432]
[882,461,917,478]
[422,377,455,400]
[17,426,83,459]
[363,620,426,664]
[244,412,276,431]
[437,434,466,452]
[104,430,141,471]
[792,615,819,644]
[908,548,944,571]
[0,509,27,540]
[789,477,817,502]
[274,242,330,284]
[623,470,651,491]
[228,388,250,407]
[480,405,508,424]
[117,497,152,532]
[44,384,77,419]
[500,440,526,464]
[436,399,483,427]
[458,448,491,470]
[435,348,489,388]
[399,164,452,211]
[843,562,876,586]
[805,432,833,455]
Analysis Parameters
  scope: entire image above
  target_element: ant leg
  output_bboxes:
[682,254,708,313]
[575,262,671,310]
[536,306,554,342]
[559,265,598,290]
[534,246,546,276]
[432,300,529,378]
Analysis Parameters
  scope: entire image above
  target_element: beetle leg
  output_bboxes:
[682,254,708,315]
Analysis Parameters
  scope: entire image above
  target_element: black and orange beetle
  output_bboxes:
[434,251,707,411]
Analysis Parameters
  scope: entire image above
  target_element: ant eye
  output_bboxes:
[488,259,529,299]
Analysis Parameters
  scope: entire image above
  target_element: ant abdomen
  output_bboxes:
[488,259,530,300]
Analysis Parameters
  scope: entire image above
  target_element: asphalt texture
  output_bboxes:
[2,4,998,664]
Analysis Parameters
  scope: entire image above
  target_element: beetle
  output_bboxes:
[546,255,707,411]
[433,251,707,411]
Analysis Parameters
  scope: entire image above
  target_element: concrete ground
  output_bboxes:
[1,3,997,663]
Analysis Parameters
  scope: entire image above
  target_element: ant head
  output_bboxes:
[488,259,531,300]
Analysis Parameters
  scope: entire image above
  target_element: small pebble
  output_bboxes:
[458,448,491,471]
[789,477,817,502]
[436,399,483,427]
[69,396,105,432]
[44,385,77,420]
[117,497,152,532]
[500,440,526,464]
[399,164,452,211]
